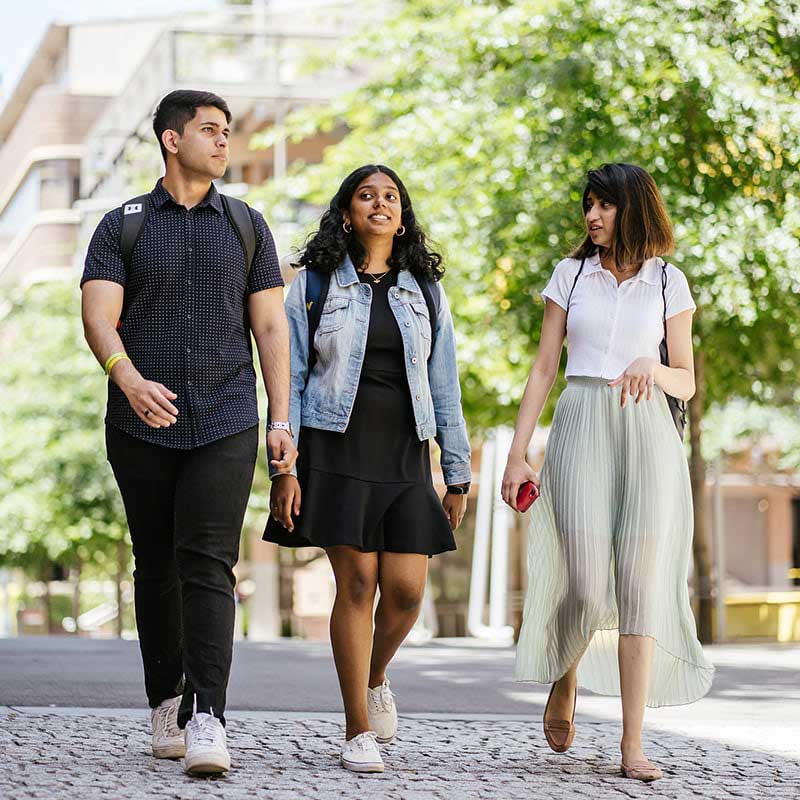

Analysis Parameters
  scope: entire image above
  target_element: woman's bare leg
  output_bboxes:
[369,552,428,687]
[326,546,379,739]
[618,633,655,764]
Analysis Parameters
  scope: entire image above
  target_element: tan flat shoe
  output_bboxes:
[542,681,577,753]
[621,761,663,782]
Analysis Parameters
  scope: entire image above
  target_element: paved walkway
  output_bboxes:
[2,707,797,799]
[1,639,798,798]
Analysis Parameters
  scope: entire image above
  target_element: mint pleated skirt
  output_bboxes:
[515,377,714,707]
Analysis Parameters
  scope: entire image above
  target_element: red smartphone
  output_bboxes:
[516,481,539,512]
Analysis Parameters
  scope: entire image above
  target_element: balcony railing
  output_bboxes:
[81,2,377,199]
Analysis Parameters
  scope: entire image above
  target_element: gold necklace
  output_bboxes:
[361,270,392,283]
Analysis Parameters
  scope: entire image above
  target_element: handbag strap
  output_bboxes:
[565,257,586,315]
[660,259,669,362]
[660,258,688,427]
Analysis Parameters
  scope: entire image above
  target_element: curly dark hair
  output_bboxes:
[297,165,444,282]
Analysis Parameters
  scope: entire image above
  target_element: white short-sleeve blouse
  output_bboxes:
[541,253,696,380]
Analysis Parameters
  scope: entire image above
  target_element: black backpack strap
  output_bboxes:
[419,279,440,357]
[305,269,329,371]
[660,259,688,432]
[661,258,669,343]
[565,257,586,314]
[221,194,257,274]
[119,195,150,269]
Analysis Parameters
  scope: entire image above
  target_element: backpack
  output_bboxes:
[304,269,440,370]
[565,256,687,439]
[119,192,256,270]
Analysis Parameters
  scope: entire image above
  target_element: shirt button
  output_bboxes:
[188,246,194,253]
[405,321,411,327]
[186,279,192,286]
[187,380,192,386]
[411,356,418,364]
[416,393,421,400]
[185,346,191,354]
[186,314,192,321]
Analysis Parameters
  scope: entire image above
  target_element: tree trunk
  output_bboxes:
[43,564,54,634]
[72,558,81,636]
[116,540,126,639]
[688,350,714,644]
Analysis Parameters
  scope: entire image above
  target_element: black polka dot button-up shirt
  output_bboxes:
[81,179,284,449]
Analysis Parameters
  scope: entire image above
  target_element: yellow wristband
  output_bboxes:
[104,353,130,376]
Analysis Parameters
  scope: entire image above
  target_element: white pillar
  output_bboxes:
[467,430,513,643]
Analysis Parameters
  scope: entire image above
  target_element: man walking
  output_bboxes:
[81,90,296,775]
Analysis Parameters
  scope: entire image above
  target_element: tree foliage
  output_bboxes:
[0,280,129,577]
[252,0,800,431]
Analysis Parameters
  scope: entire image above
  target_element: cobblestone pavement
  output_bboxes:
[2,709,797,800]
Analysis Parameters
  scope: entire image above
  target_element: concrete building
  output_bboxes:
[0,0,379,640]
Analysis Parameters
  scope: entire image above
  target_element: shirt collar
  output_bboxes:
[582,252,662,285]
[151,178,224,215]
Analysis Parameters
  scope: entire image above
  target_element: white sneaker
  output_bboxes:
[367,679,398,743]
[184,711,230,775]
[151,696,185,759]
[340,732,384,773]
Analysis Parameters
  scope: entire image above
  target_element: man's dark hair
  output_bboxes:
[152,89,232,163]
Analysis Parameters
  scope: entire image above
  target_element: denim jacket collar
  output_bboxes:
[397,268,422,296]
[335,254,360,287]
[334,254,422,296]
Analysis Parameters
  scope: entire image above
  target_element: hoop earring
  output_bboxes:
[395,225,406,237]
[343,221,352,234]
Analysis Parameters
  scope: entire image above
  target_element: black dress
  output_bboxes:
[263,271,456,555]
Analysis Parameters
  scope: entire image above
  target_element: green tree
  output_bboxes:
[0,280,130,632]
[251,0,800,642]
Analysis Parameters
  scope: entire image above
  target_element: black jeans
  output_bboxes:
[106,423,258,727]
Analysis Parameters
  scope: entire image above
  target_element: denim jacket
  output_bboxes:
[276,255,471,486]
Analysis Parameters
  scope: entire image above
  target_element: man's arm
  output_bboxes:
[81,279,178,428]
[248,286,297,472]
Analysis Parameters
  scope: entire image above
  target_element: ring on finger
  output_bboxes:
[144,409,152,418]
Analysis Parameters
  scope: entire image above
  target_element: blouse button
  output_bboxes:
[411,356,418,364]
[405,321,411,327]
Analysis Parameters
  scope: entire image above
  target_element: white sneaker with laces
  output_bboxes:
[367,679,397,743]
[340,731,384,773]
[150,696,185,759]
[184,710,230,775]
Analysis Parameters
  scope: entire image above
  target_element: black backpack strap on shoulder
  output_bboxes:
[305,268,329,371]
[565,257,586,314]
[419,279,441,357]
[119,195,150,269]
[659,259,688,437]
[220,194,257,274]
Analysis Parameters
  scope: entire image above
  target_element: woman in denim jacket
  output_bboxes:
[264,165,471,773]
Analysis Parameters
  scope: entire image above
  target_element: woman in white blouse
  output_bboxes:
[502,163,713,783]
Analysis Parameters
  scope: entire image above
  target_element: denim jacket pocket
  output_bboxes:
[409,302,431,340]
[317,297,350,335]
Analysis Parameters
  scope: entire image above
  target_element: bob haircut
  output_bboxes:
[570,163,674,269]
[298,164,444,283]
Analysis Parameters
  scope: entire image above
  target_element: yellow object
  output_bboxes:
[104,352,130,376]
[724,592,800,642]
